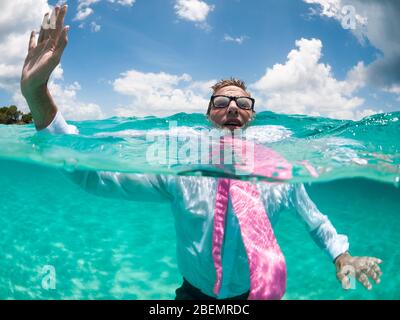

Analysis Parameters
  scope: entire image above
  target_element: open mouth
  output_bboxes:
[223,119,243,128]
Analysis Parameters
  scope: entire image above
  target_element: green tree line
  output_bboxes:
[0,105,32,125]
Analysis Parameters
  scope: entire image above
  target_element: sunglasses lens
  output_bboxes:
[237,98,252,110]
[213,96,230,108]
[212,96,253,110]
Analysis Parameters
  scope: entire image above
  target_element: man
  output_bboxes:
[20,5,382,300]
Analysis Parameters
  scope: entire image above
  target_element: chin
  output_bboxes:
[223,125,242,131]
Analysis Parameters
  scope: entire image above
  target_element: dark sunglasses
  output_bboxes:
[210,95,255,111]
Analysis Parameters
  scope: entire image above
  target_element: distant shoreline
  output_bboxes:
[0,105,32,125]
[1,121,32,126]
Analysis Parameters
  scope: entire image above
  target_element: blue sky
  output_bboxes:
[0,0,399,120]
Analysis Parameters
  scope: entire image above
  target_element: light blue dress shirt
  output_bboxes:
[41,111,349,298]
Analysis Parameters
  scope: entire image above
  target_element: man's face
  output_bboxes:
[208,85,254,130]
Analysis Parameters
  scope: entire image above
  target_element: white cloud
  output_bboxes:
[113,70,215,117]
[383,85,400,101]
[304,0,400,95]
[384,86,400,95]
[223,34,248,45]
[0,0,105,121]
[78,0,101,10]
[51,64,64,81]
[305,0,340,18]
[250,38,378,120]
[90,21,101,32]
[48,81,105,121]
[187,80,217,96]
[107,0,135,6]
[13,65,105,121]
[174,0,214,29]
[75,0,135,24]
[304,0,367,26]
[0,33,32,93]
[0,1,49,41]
[0,0,50,93]
[75,0,100,21]
[74,7,94,21]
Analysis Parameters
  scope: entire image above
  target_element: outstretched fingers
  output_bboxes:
[54,26,69,60]
[365,267,381,284]
[370,257,383,265]
[36,5,69,61]
[28,30,36,52]
[56,5,68,39]
[38,12,50,44]
[357,273,372,290]
[365,259,382,284]
[372,263,382,278]
[49,7,58,40]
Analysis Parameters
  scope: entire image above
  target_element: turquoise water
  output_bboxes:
[0,111,399,299]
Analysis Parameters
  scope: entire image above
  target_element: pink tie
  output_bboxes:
[212,136,292,300]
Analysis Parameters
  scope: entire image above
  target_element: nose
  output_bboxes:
[227,100,239,116]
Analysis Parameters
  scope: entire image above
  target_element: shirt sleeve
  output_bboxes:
[63,170,173,202]
[289,184,350,261]
[40,111,173,203]
[40,110,80,135]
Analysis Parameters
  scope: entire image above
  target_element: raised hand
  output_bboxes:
[21,5,69,96]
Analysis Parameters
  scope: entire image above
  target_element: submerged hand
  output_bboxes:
[21,5,69,96]
[335,252,382,290]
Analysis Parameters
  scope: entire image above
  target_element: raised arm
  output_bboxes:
[21,5,69,130]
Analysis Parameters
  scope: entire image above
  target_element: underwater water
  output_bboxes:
[0,111,399,299]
